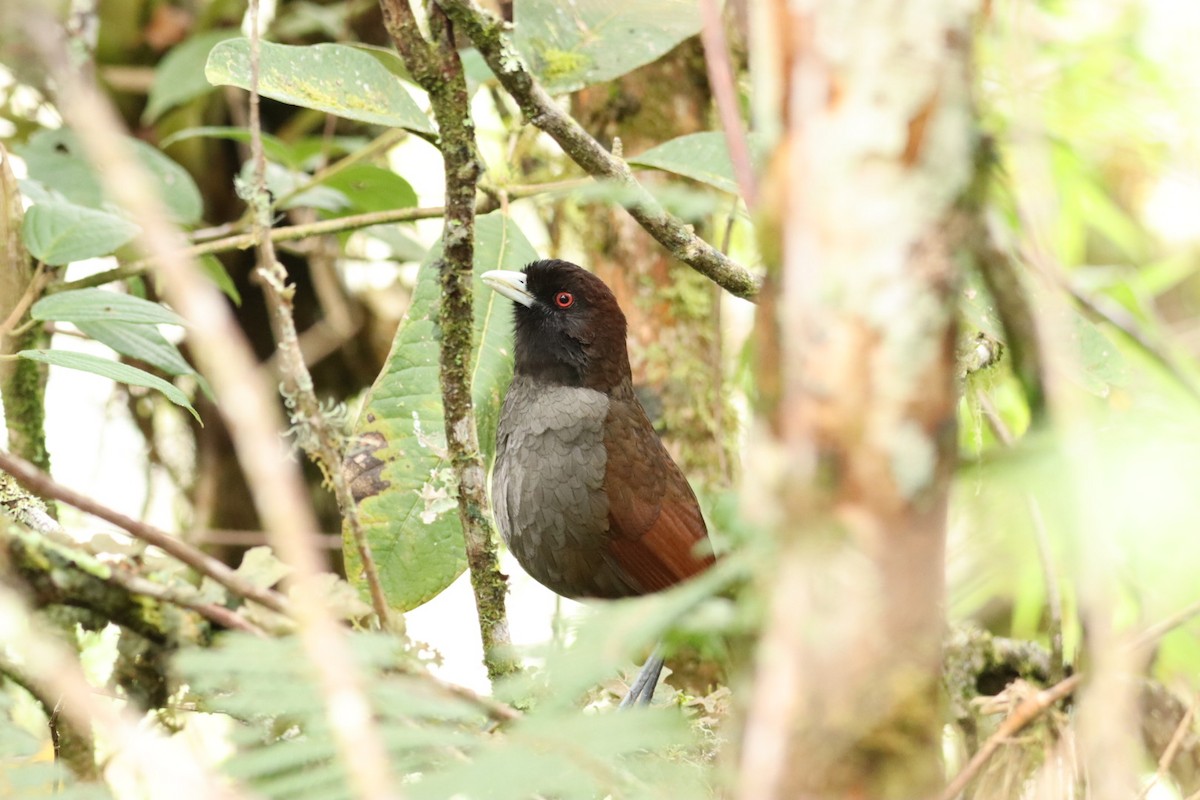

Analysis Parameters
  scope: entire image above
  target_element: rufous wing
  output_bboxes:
[601,389,714,594]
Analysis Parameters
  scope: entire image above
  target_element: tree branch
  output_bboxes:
[937,673,1083,800]
[0,449,290,616]
[242,2,392,633]
[381,0,520,682]
[434,0,760,301]
[49,203,451,294]
[0,579,243,799]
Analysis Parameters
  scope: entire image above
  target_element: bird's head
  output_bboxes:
[482,259,630,391]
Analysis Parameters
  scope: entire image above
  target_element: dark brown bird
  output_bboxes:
[483,259,715,705]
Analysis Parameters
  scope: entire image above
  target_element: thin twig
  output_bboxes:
[431,678,522,723]
[435,0,760,301]
[975,389,1064,682]
[244,4,401,795]
[50,175,612,295]
[114,569,267,636]
[27,17,400,799]
[49,204,449,294]
[938,673,1083,800]
[0,263,49,342]
[1133,597,1200,652]
[0,448,289,615]
[271,128,408,210]
[1025,496,1064,683]
[381,0,519,681]
[1062,277,1200,402]
[243,0,392,632]
[699,0,756,209]
[1140,691,1200,800]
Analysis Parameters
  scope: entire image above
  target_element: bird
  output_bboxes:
[482,258,716,706]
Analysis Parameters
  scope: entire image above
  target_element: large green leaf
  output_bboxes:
[205,39,434,133]
[514,0,703,94]
[278,163,418,214]
[343,212,536,612]
[21,201,139,266]
[16,129,203,225]
[74,320,191,376]
[160,126,298,168]
[630,131,765,196]
[314,164,418,214]
[73,319,213,401]
[143,29,240,123]
[161,126,369,171]
[32,288,185,326]
[18,349,198,421]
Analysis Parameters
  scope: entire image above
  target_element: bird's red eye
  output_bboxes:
[554,292,574,308]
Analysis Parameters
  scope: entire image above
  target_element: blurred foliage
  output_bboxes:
[1,0,1200,796]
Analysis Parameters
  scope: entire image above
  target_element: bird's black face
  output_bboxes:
[482,259,629,390]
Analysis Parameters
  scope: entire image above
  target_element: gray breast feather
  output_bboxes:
[492,378,637,598]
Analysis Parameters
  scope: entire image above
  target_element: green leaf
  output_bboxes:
[630,131,764,196]
[21,202,139,266]
[143,29,240,123]
[343,212,537,612]
[161,126,298,168]
[73,318,213,400]
[459,48,494,96]
[1068,307,1128,395]
[360,225,427,262]
[234,546,291,589]
[32,288,185,326]
[277,163,417,215]
[75,319,191,375]
[17,349,198,420]
[16,129,203,225]
[205,39,434,133]
[198,254,242,305]
[410,707,700,800]
[514,0,703,94]
[315,164,418,214]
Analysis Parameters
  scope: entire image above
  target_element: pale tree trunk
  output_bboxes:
[739,1,977,798]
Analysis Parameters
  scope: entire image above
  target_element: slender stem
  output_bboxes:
[243,3,392,633]
[1063,276,1200,402]
[936,674,1083,800]
[49,204,450,294]
[1140,691,1200,800]
[0,264,48,341]
[975,389,1065,682]
[699,0,756,209]
[271,128,407,210]
[1133,596,1200,652]
[435,0,760,301]
[28,15,401,800]
[381,0,519,681]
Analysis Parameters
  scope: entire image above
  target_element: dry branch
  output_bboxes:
[26,11,401,799]
[0,449,289,616]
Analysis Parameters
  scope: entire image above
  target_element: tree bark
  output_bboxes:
[739,1,977,797]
